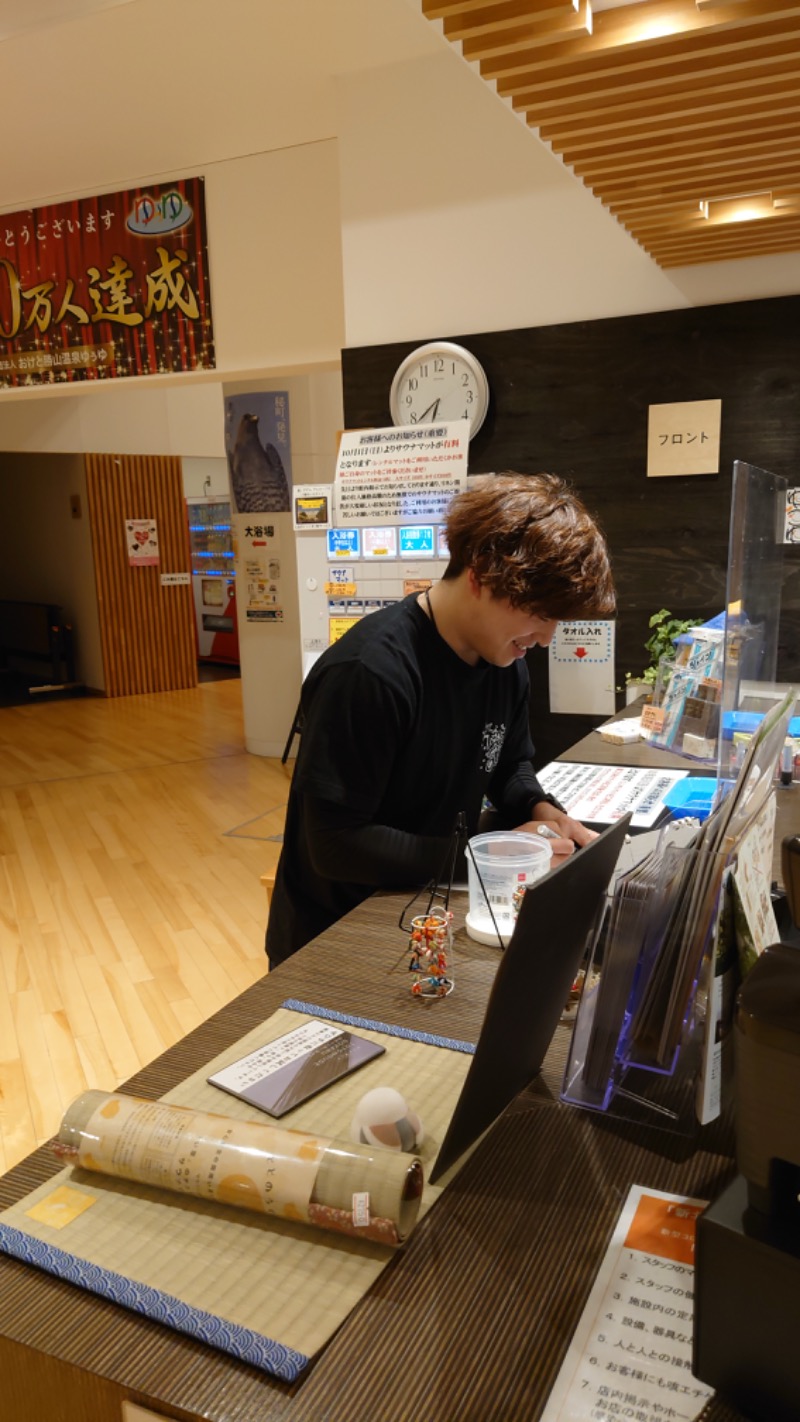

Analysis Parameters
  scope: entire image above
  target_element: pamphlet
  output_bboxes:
[731,791,779,976]
[208,1019,385,1118]
[537,761,689,829]
[541,1184,712,1422]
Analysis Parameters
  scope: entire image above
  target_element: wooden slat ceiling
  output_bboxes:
[423,0,800,267]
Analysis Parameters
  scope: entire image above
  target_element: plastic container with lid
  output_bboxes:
[465,831,552,946]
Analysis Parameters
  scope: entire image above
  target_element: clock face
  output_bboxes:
[389,341,489,439]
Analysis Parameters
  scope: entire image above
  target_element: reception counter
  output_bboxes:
[2,714,796,1421]
[0,892,750,1422]
[557,707,799,889]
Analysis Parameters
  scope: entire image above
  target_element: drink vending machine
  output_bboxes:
[186,497,240,664]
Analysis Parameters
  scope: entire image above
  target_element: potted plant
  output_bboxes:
[624,608,703,705]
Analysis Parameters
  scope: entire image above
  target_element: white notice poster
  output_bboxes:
[549,621,616,716]
[783,487,800,544]
[541,1184,712,1422]
[334,420,468,527]
[125,517,159,566]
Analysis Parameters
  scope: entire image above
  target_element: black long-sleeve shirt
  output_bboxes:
[266,594,554,967]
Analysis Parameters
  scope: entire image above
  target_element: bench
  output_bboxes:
[0,600,75,684]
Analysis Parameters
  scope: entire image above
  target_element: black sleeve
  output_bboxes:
[301,794,452,888]
[293,662,412,818]
[491,763,566,824]
[485,664,565,822]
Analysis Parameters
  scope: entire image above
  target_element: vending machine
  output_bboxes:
[186,497,240,664]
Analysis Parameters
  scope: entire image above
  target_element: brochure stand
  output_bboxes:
[561,824,711,1134]
[562,690,795,1131]
[563,460,795,1130]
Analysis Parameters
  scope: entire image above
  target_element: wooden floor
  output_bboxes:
[0,679,291,1175]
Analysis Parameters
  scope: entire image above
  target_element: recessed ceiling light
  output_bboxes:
[699,192,775,225]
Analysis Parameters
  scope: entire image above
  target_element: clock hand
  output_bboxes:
[417,398,441,423]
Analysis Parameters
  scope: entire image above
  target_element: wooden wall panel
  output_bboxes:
[342,295,800,765]
[85,453,197,697]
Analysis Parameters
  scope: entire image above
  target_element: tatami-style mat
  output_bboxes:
[0,1004,475,1380]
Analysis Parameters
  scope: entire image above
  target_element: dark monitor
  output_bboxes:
[430,815,632,1183]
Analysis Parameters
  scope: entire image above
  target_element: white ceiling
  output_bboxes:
[0,0,444,210]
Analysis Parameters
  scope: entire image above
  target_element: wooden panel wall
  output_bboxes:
[85,453,197,697]
[342,295,800,765]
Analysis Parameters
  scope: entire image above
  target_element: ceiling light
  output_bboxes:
[698,192,775,225]
[628,17,684,39]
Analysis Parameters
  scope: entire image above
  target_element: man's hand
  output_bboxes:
[513,800,598,865]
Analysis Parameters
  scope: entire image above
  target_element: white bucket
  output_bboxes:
[465,831,552,947]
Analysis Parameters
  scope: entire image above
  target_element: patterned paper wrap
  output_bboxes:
[56,1090,423,1246]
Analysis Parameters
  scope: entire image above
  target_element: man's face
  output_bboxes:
[468,581,558,667]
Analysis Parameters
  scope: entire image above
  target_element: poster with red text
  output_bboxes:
[549,620,616,715]
[0,177,213,387]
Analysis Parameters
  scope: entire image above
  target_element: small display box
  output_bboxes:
[662,776,718,821]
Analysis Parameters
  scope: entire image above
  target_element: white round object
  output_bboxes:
[350,1086,424,1154]
[464,909,513,948]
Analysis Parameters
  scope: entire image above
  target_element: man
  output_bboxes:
[266,472,615,969]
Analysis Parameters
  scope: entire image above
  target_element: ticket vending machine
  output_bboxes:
[186,497,240,664]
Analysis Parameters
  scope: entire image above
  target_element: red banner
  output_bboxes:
[0,176,214,387]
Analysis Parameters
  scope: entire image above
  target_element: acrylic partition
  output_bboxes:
[717,460,792,781]
[646,460,789,784]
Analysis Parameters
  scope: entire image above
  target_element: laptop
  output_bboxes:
[430,814,632,1183]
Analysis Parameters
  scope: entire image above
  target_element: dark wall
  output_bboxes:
[342,295,800,766]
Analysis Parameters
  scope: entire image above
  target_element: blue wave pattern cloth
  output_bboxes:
[280,999,477,1055]
[0,1222,308,1380]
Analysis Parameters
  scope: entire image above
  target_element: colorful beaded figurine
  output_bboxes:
[397,812,466,1001]
[407,912,454,999]
[511,877,535,921]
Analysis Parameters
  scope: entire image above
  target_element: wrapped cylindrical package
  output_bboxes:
[55,1090,423,1245]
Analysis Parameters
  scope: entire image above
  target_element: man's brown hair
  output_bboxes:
[443,472,615,619]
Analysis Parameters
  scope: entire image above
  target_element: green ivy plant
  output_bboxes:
[625,608,703,686]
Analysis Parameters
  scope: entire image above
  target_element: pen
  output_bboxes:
[534,824,562,841]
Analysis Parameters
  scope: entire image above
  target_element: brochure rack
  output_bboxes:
[561,690,795,1130]
[562,826,710,1133]
[565,459,795,1131]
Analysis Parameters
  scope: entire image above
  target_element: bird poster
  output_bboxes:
[224,392,292,516]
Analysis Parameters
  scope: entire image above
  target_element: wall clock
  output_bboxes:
[389,340,489,439]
